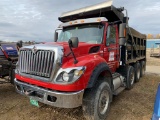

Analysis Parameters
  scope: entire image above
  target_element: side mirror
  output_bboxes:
[54,32,58,42]
[68,37,79,48]
[119,23,126,46]
[17,40,23,48]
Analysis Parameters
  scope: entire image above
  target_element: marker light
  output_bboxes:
[81,20,84,23]
[97,18,101,22]
[69,22,72,25]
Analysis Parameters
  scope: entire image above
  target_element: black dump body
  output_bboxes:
[123,27,146,65]
[0,43,18,84]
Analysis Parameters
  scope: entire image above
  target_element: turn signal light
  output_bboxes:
[74,70,84,76]
[124,29,126,37]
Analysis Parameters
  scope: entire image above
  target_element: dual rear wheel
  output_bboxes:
[126,61,145,89]
[134,62,141,82]
[126,66,135,90]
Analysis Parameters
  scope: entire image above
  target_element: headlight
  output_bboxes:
[62,72,69,82]
[55,66,86,84]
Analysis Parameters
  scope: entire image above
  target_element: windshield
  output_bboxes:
[58,24,104,44]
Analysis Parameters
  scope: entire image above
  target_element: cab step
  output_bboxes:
[113,87,125,95]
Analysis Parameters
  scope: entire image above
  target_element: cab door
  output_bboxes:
[103,24,120,72]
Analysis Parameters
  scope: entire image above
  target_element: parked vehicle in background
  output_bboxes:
[0,41,22,84]
[150,43,160,58]
[14,1,146,120]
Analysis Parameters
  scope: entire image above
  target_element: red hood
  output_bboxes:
[44,42,101,62]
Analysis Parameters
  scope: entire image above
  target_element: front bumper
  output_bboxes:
[14,78,84,108]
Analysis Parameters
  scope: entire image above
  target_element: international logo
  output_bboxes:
[32,46,37,54]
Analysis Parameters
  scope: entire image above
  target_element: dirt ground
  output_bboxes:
[0,50,160,120]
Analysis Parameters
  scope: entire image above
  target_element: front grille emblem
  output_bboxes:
[32,46,37,54]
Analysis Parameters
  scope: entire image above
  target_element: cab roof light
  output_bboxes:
[69,22,72,25]
[97,18,101,22]
[81,20,85,23]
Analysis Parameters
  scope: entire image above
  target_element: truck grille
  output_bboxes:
[19,50,54,78]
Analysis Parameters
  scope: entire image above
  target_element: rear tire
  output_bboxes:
[82,79,112,120]
[126,66,135,90]
[140,61,145,77]
[134,62,141,82]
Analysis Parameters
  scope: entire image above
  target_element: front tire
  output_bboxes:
[82,79,112,120]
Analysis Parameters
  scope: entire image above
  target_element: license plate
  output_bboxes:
[30,98,39,107]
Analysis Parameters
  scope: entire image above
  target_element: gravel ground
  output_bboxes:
[0,74,160,120]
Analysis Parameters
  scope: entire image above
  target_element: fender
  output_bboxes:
[62,54,113,90]
[87,62,113,90]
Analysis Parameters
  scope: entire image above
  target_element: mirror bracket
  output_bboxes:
[68,37,79,64]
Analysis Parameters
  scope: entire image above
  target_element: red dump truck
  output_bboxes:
[14,1,146,120]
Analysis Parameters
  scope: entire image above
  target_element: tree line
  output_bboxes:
[147,34,160,39]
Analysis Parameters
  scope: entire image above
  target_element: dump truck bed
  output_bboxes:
[129,27,146,39]
[123,27,146,64]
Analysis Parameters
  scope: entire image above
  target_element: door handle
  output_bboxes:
[108,47,120,52]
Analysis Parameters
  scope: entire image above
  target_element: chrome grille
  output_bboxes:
[19,50,54,78]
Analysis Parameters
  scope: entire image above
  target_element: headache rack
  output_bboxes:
[58,1,124,23]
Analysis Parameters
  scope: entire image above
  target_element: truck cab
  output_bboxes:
[14,1,146,120]
[56,17,120,72]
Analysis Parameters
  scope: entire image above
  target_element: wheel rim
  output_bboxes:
[130,71,135,85]
[98,90,109,115]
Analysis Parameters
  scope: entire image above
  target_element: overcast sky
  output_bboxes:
[0,0,160,42]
